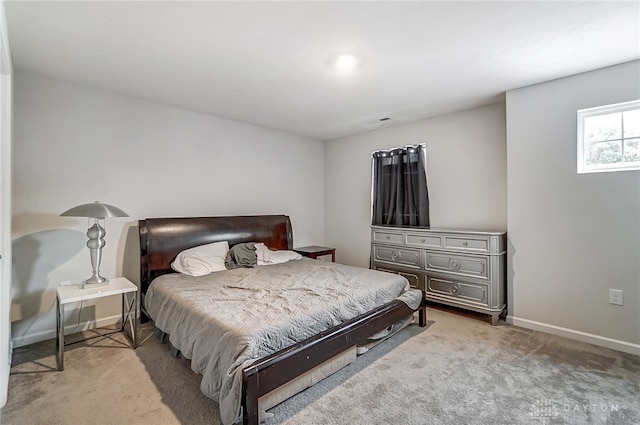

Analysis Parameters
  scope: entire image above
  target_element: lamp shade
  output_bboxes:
[60,201,129,218]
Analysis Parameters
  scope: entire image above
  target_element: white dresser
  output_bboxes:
[370,226,506,325]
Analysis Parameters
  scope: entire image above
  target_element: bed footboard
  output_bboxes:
[242,296,426,424]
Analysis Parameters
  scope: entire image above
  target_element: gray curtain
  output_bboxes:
[371,145,430,227]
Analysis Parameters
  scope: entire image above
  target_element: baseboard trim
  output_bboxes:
[11,314,121,348]
[508,316,640,356]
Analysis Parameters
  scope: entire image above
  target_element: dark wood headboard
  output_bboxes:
[138,215,293,296]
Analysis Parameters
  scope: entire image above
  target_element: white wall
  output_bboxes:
[324,103,507,268]
[11,71,325,347]
[506,60,640,353]
[0,0,12,408]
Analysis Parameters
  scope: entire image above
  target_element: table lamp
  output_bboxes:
[61,201,129,288]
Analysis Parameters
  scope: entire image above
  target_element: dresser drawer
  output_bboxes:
[444,236,489,252]
[372,230,404,244]
[372,265,421,289]
[406,233,442,248]
[426,276,488,306]
[372,245,420,269]
[424,251,488,280]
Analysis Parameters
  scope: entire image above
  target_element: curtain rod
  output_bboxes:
[371,143,426,157]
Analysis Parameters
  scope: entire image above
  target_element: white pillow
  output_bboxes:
[255,242,302,265]
[171,241,229,277]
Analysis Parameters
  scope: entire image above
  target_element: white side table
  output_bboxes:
[56,277,138,371]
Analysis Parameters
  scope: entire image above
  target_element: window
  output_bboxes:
[577,100,640,173]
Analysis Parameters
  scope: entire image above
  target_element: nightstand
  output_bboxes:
[294,246,336,262]
[56,277,138,371]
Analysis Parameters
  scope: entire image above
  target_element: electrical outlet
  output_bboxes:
[609,289,623,306]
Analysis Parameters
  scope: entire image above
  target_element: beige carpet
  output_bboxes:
[1,307,639,425]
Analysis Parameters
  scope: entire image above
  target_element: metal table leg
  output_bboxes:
[121,292,138,349]
[133,291,138,348]
[56,299,64,371]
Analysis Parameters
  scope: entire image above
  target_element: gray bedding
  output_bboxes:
[144,258,422,424]
[224,242,257,269]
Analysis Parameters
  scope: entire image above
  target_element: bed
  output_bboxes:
[139,215,427,425]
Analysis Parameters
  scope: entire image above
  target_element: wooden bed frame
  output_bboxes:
[139,214,427,425]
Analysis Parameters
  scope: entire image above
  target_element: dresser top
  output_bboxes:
[371,225,505,236]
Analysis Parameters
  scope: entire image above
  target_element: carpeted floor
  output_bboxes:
[1,307,639,425]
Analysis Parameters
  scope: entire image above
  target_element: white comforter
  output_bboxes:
[145,258,422,424]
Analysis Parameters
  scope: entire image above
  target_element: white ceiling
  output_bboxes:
[5,1,640,140]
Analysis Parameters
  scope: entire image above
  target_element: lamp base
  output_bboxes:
[83,275,110,290]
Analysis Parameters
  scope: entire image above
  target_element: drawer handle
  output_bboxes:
[450,259,461,271]
[386,235,391,240]
[450,285,460,295]
[463,241,468,246]
[391,251,400,261]
[420,238,426,242]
